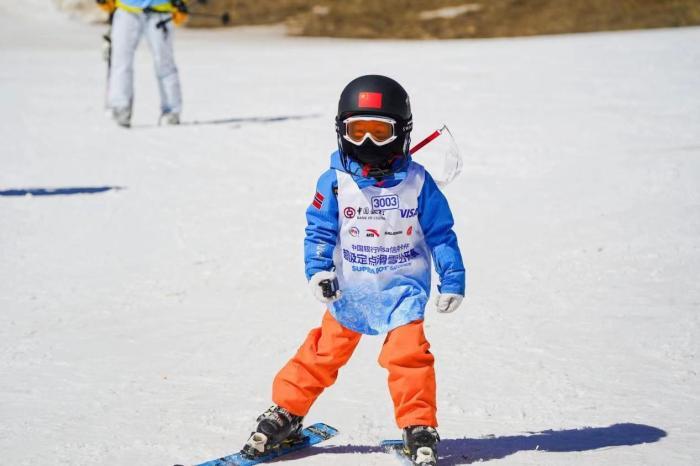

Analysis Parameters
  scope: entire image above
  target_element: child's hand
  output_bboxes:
[435,293,463,313]
[309,271,343,304]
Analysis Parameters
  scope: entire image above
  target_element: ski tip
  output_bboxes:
[380,439,404,451]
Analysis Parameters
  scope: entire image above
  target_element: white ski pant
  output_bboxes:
[108,8,182,114]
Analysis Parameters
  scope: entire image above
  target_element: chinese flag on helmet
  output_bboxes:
[358,92,383,109]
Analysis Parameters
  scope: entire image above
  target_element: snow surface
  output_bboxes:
[1,4,700,465]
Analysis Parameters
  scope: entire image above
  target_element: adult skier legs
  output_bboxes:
[107,7,182,127]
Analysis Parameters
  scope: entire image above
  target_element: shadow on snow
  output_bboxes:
[183,113,322,127]
[0,186,123,197]
[282,423,666,465]
[133,113,322,129]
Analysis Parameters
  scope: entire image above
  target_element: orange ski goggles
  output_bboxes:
[342,116,397,146]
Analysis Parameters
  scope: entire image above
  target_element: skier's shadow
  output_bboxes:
[182,113,321,127]
[0,186,123,197]
[286,423,666,464]
[133,113,321,129]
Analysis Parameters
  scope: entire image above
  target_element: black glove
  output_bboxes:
[171,0,189,13]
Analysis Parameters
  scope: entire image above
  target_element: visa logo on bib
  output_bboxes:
[400,208,418,218]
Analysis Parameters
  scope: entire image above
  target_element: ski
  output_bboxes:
[381,439,405,449]
[381,439,412,464]
[381,439,437,466]
[177,423,338,466]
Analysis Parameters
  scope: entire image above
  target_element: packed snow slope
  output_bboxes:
[1,4,699,466]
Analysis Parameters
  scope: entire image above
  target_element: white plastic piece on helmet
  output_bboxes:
[246,432,268,454]
[410,125,463,187]
[415,446,436,464]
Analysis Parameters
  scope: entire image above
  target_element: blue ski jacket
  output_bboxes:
[304,151,466,334]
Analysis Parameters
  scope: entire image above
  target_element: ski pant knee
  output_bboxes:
[378,320,438,429]
[272,310,361,416]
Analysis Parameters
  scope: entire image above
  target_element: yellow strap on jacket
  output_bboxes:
[115,1,174,13]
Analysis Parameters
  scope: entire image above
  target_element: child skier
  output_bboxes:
[242,75,466,466]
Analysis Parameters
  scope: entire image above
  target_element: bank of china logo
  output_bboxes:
[344,207,356,218]
[350,227,359,237]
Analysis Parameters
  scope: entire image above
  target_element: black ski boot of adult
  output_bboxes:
[241,405,304,458]
[402,425,440,465]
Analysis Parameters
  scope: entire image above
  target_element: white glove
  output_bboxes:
[435,293,463,313]
[309,270,342,304]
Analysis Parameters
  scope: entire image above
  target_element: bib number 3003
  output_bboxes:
[371,194,400,210]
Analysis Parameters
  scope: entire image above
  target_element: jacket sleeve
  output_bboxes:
[304,170,339,280]
[418,171,466,295]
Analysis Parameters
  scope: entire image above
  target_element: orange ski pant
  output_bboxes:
[272,310,437,428]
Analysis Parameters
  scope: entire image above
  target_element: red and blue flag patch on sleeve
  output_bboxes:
[312,191,325,209]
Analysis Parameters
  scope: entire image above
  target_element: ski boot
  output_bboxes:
[402,425,440,465]
[111,107,132,128]
[159,112,180,125]
[241,405,305,459]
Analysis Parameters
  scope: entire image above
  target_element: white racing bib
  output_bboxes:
[329,163,432,334]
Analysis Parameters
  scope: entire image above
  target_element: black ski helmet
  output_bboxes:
[335,75,413,177]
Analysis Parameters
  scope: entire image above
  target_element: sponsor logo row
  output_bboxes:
[349,226,414,238]
[343,206,417,219]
